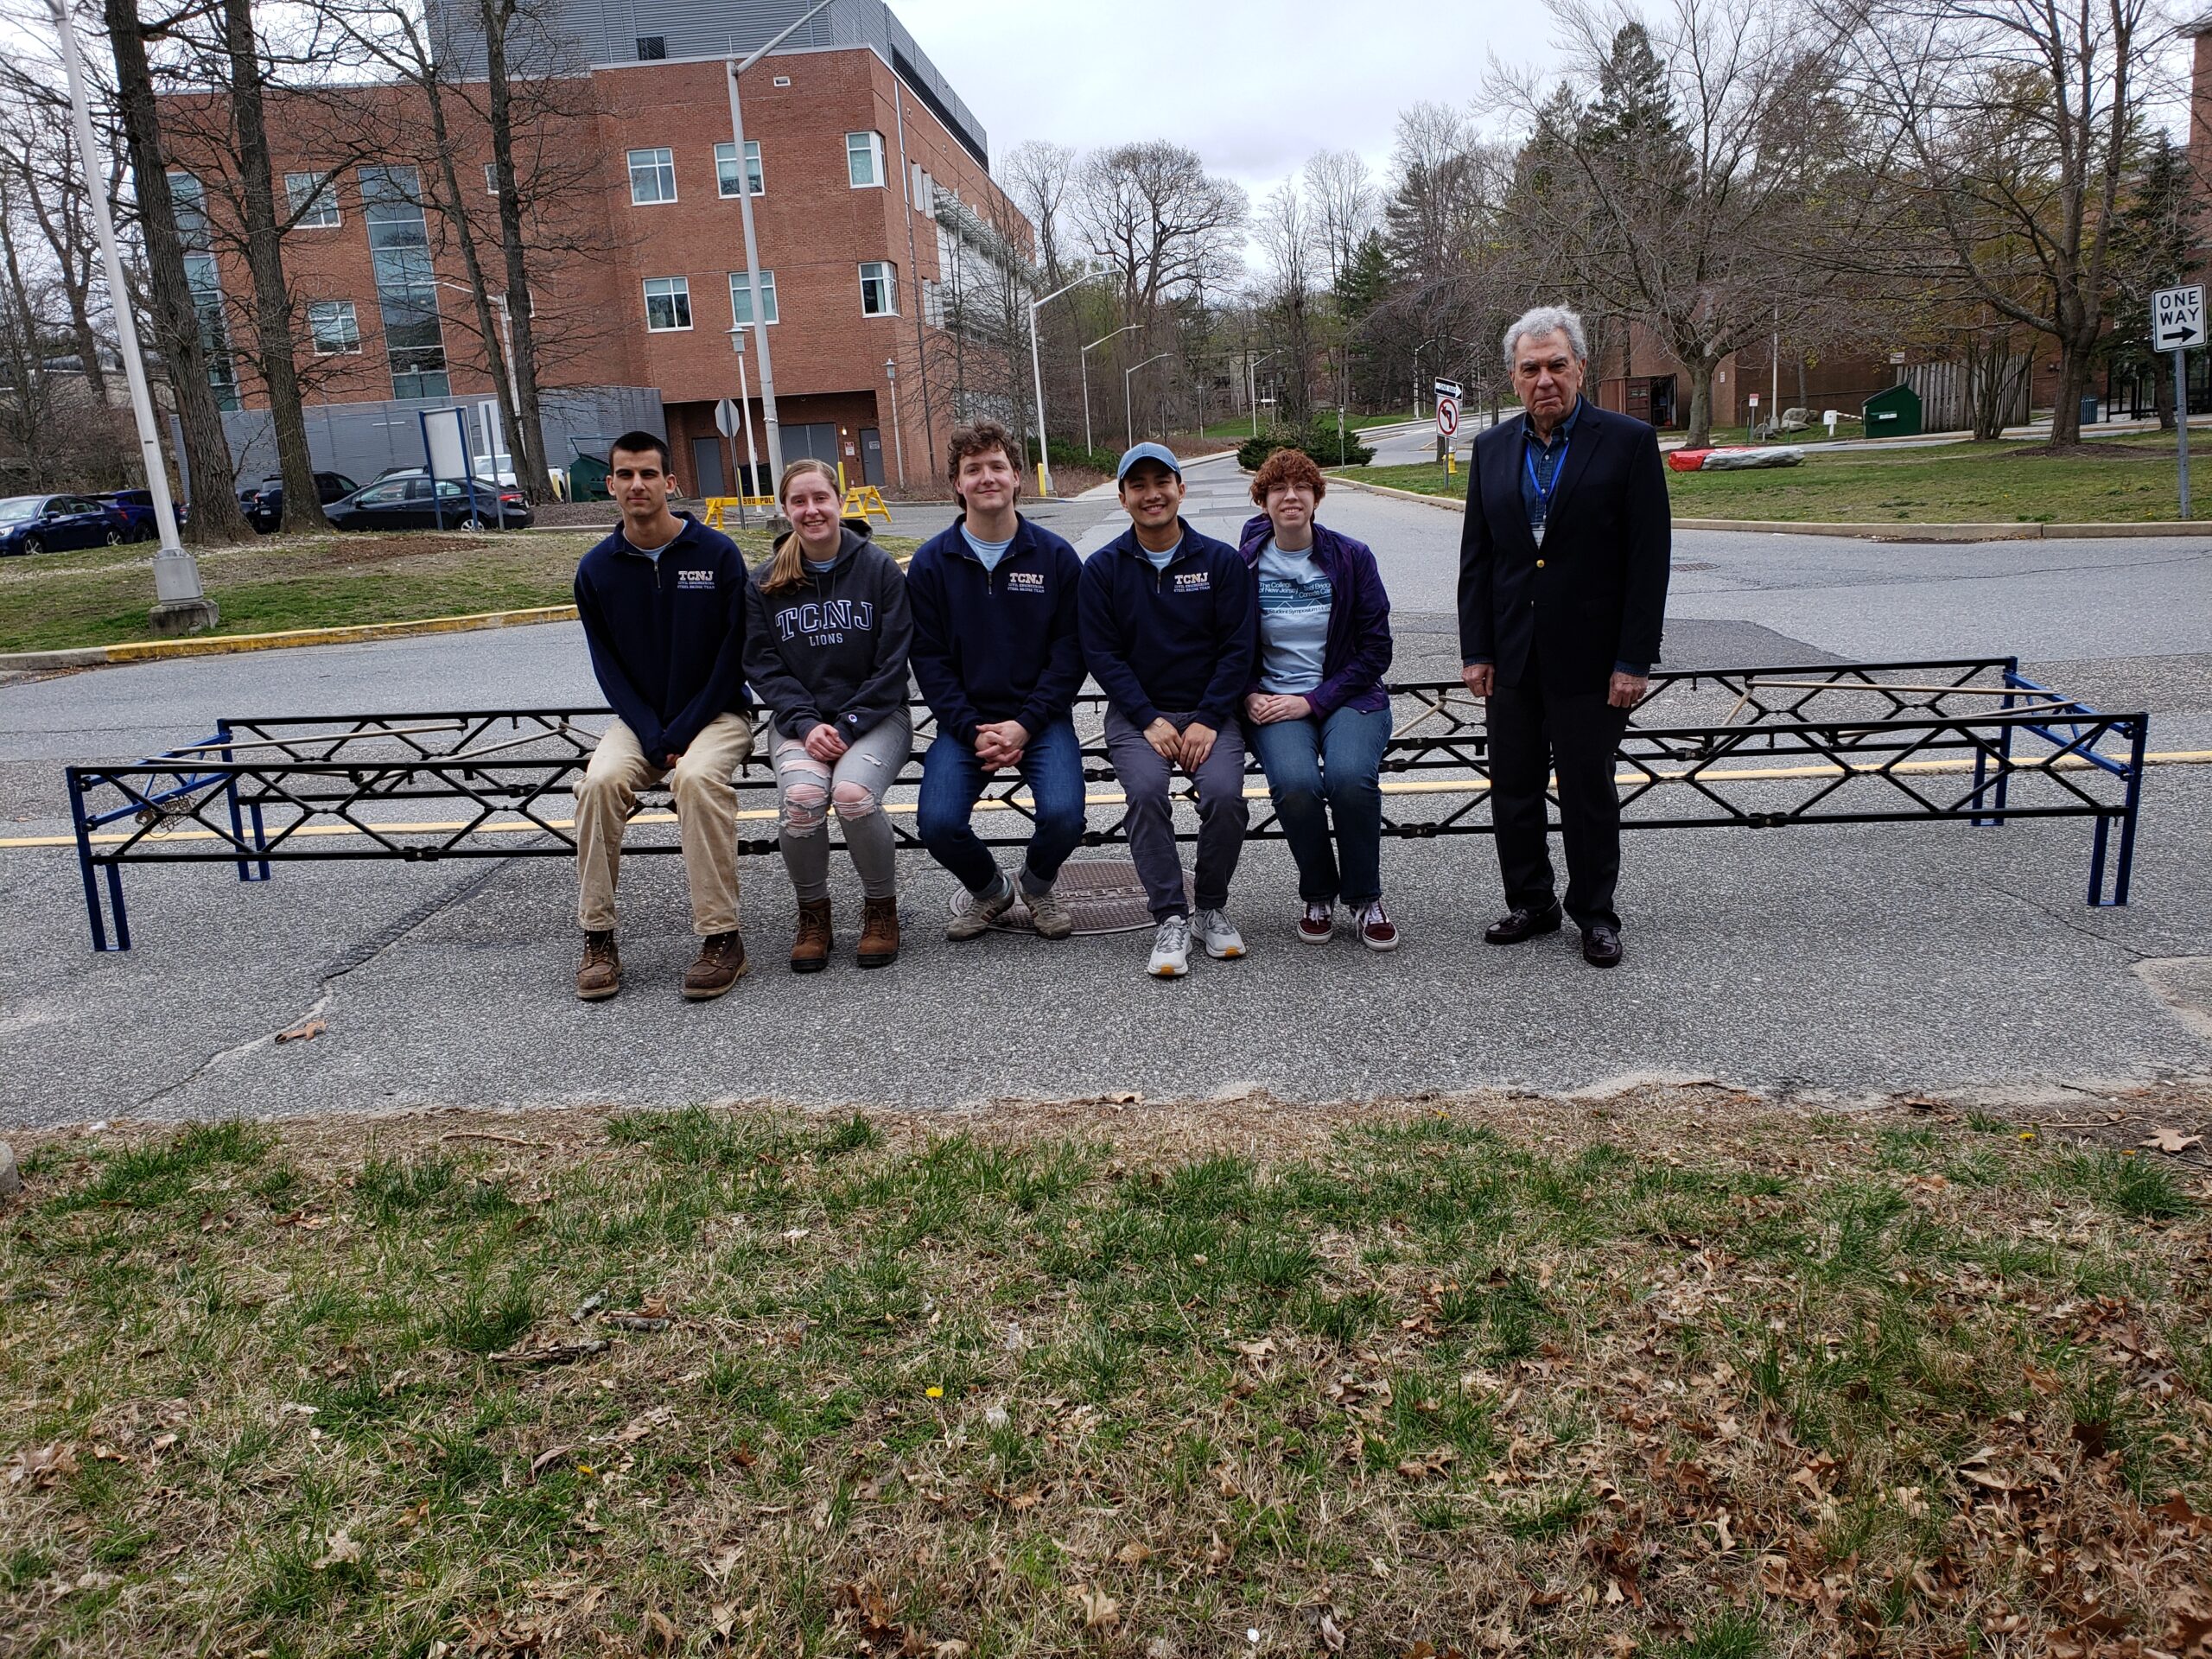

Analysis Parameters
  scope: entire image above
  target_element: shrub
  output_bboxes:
[1239,419,1375,472]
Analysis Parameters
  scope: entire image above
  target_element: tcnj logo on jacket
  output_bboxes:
[677,569,716,590]
[773,598,878,647]
[1005,569,1046,593]
[1173,571,1211,594]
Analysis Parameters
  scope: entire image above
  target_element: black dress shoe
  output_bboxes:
[1581,923,1623,967]
[1485,905,1564,945]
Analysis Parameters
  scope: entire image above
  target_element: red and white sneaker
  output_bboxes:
[1356,900,1399,952]
[1298,902,1335,944]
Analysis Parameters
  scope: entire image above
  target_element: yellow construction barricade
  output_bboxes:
[842,486,893,524]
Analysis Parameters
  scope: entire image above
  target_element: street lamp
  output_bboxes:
[1411,338,1440,421]
[1247,349,1284,437]
[1125,351,1174,448]
[433,279,519,461]
[727,0,835,494]
[1079,323,1139,456]
[1028,268,1113,497]
[884,356,906,489]
[52,0,209,632]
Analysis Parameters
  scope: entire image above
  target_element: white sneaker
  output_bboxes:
[1193,907,1245,960]
[1147,914,1192,977]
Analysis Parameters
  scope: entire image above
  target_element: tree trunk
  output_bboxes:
[2154,353,2175,431]
[1682,357,1717,449]
[103,0,252,543]
[2050,336,2091,446]
[221,0,327,534]
[481,1,551,500]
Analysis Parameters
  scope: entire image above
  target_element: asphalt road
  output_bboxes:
[3,470,2208,1128]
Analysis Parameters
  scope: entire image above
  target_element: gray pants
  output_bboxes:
[1103,707,1248,919]
[772,710,912,905]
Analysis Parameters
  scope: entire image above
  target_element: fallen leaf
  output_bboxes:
[1319,1611,1347,1652]
[314,1531,363,1568]
[276,1018,326,1045]
[1072,1585,1119,1630]
[2142,1127,2205,1154]
[645,1609,679,1650]
[2151,1493,2212,1536]
[529,1445,574,1480]
[1116,1542,1154,1567]
[4,1443,78,1489]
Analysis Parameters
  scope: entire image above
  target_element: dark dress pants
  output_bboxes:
[1485,668,1631,931]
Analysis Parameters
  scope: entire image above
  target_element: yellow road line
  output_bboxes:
[6,750,2206,853]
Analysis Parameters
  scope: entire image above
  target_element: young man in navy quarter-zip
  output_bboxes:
[1078,443,1257,979]
[910,421,1088,941]
[571,431,753,1002]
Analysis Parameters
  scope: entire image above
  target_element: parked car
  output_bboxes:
[324,472,534,532]
[0,493,135,556]
[238,471,359,533]
[96,489,162,543]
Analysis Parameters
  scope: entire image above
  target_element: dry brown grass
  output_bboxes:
[1,1085,2208,1659]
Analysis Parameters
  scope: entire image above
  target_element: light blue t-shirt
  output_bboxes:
[1141,536,1182,572]
[1255,537,1332,696]
[961,524,1017,573]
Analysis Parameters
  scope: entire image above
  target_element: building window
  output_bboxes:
[285,171,340,228]
[714,141,764,198]
[644,276,692,332]
[909,162,934,212]
[360,164,450,400]
[166,171,240,411]
[634,35,665,59]
[485,162,499,195]
[846,131,885,188]
[307,300,362,355]
[727,270,779,327]
[628,148,677,205]
[859,261,898,318]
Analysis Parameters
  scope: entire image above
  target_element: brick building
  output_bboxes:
[165,0,1027,497]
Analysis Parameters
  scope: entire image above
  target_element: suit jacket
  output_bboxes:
[1457,399,1671,694]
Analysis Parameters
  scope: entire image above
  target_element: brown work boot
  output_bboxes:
[683,930,748,1001]
[575,930,620,1001]
[857,896,900,969]
[790,899,833,974]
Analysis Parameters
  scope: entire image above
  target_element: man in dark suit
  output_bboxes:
[1458,306,1670,967]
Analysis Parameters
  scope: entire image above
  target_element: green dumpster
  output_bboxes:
[568,451,613,502]
[1861,383,1922,440]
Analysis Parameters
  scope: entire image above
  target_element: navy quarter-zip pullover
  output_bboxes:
[906,513,1084,743]
[1077,518,1255,731]
[573,513,749,760]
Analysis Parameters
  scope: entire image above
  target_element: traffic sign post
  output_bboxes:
[2154,284,2202,520]
[1433,378,1461,463]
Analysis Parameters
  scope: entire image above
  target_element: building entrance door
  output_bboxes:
[859,429,885,486]
[690,436,726,498]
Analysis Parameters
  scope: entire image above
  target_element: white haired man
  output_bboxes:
[1457,306,1670,967]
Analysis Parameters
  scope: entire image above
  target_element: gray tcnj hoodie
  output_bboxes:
[741,525,915,742]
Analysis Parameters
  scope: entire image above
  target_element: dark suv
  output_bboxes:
[238,471,359,533]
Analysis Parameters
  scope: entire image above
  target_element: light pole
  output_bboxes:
[1412,339,1438,421]
[727,0,834,497]
[1247,349,1284,436]
[1125,351,1174,448]
[1080,323,1139,456]
[53,0,210,632]
[433,279,519,467]
[884,356,906,490]
[1028,268,1112,497]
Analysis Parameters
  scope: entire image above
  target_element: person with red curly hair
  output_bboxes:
[1236,447,1398,950]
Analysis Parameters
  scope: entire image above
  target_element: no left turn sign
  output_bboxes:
[1435,395,1460,438]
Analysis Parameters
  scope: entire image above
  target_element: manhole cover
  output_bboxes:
[943,856,1189,936]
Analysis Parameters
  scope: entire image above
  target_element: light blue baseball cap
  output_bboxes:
[1115,442,1183,481]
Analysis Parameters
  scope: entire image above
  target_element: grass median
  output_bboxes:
[0,525,921,656]
[3,1088,2208,1656]
[1348,436,2200,525]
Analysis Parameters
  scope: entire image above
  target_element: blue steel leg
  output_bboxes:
[67,769,128,951]
[2099,718,2148,908]
[2087,817,2112,908]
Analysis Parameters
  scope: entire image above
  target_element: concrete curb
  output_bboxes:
[0,603,580,673]
[1324,473,2212,541]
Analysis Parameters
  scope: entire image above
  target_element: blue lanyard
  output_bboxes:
[1524,431,1570,520]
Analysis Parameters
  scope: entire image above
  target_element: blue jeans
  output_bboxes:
[1245,704,1391,906]
[916,718,1088,895]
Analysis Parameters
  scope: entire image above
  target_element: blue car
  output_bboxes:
[0,493,135,556]
[97,489,162,543]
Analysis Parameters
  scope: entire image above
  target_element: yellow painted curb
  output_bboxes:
[100,605,580,664]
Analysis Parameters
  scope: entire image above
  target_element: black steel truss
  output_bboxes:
[64,657,2148,950]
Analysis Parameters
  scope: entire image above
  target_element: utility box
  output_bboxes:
[568,451,613,502]
[1861,383,1923,439]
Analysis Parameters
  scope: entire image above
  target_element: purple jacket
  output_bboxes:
[1237,512,1394,717]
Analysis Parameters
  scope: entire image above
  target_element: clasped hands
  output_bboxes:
[1458,664,1648,709]
[1243,691,1313,726]
[972,719,1029,770]
[1143,717,1219,769]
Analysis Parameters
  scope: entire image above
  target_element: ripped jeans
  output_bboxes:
[770,709,912,905]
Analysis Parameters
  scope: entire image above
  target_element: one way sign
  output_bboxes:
[2154,284,2205,351]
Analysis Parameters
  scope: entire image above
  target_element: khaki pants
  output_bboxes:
[575,712,753,936]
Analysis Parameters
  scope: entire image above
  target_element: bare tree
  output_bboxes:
[0,68,115,408]
[1301,149,1378,289]
[1073,142,1247,326]
[1001,139,1076,291]
[1833,0,2162,443]
[1255,179,1319,424]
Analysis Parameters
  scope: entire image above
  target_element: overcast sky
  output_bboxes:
[893,0,1549,216]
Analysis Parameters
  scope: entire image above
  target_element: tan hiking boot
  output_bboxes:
[575,930,620,1001]
[857,896,901,969]
[683,930,748,1001]
[1026,884,1076,940]
[790,899,833,974]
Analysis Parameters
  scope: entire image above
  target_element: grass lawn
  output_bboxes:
[0,526,919,655]
[1348,437,2200,524]
[3,1089,2208,1656]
